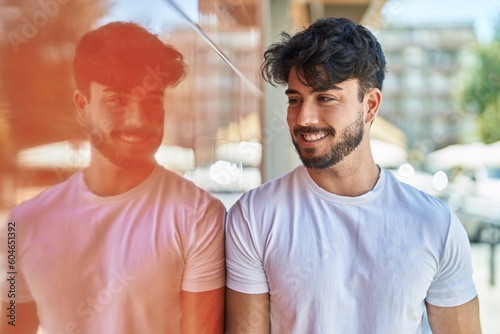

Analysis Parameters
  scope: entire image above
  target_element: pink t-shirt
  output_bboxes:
[1,165,225,333]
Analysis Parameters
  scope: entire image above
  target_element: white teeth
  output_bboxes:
[302,132,328,142]
[118,134,148,143]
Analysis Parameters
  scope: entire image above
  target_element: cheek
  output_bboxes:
[286,115,296,133]
[88,108,120,133]
[99,117,118,134]
[148,111,165,125]
[286,107,299,124]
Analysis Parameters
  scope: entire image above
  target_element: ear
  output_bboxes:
[363,88,382,124]
[73,90,89,127]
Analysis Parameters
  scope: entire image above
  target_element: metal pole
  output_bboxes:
[490,241,496,286]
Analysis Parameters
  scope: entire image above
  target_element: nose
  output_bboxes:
[122,101,147,127]
[296,100,319,126]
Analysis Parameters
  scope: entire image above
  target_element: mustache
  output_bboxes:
[293,126,334,137]
[111,127,162,137]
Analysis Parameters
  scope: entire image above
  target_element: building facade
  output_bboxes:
[374,23,478,162]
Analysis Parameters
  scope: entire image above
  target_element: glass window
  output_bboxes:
[0,0,264,206]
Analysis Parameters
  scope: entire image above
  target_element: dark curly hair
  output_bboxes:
[262,17,386,101]
[73,21,185,97]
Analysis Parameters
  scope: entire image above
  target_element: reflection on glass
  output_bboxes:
[0,0,264,208]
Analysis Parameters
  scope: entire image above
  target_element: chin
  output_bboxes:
[111,155,157,170]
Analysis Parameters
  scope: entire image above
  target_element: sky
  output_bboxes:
[98,0,198,34]
[381,0,500,42]
[100,0,500,43]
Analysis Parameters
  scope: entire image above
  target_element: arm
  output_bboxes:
[426,296,481,334]
[0,301,39,334]
[181,198,225,333]
[181,287,224,334]
[225,288,270,334]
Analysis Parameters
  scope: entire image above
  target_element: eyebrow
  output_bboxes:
[285,86,343,95]
[102,87,164,96]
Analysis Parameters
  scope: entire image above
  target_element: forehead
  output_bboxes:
[287,68,359,94]
[89,82,164,96]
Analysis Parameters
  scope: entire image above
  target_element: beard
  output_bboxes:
[88,125,162,169]
[292,109,365,169]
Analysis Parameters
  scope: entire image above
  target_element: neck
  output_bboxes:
[84,154,156,197]
[307,144,380,197]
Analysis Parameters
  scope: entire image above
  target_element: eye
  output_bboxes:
[287,97,301,106]
[144,96,163,108]
[107,95,128,108]
[318,95,334,102]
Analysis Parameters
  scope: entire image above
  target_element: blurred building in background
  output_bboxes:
[375,23,478,161]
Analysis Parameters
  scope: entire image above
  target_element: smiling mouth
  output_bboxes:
[114,128,162,144]
[302,132,329,142]
[117,134,151,143]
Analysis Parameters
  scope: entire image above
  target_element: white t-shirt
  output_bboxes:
[1,164,225,334]
[226,165,477,334]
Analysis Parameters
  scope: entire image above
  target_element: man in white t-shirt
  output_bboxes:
[0,22,225,334]
[225,17,481,333]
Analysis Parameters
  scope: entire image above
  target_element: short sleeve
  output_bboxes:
[426,211,477,307]
[225,201,269,294]
[181,199,226,292]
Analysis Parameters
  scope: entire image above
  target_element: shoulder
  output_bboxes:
[227,166,305,231]
[155,165,225,213]
[233,166,303,212]
[10,172,81,221]
[383,169,446,203]
[382,168,453,225]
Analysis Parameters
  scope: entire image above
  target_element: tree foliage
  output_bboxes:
[458,15,500,144]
